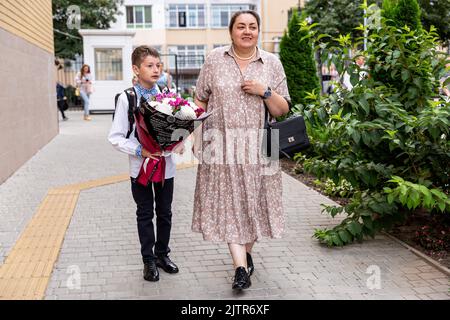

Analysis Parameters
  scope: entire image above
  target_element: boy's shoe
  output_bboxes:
[143,261,159,282]
[63,117,68,121]
[246,252,254,276]
[156,255,179,274]
[84,115,92,121]
[232,267,251,290]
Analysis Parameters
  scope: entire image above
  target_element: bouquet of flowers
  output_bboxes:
[134,91,211,186]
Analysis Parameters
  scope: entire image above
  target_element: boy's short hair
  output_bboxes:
[132,45,160,67]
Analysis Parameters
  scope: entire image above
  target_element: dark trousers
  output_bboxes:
[131,177,174,263]
[57,100,67,119]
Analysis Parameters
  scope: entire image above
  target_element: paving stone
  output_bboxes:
[0,113,448,300]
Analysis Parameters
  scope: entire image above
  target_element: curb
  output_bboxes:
[382,231,450,277]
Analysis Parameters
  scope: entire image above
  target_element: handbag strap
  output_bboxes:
[264,102,272,157]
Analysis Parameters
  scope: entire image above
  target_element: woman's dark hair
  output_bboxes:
[80,64,90,78]
[228,10,261,34]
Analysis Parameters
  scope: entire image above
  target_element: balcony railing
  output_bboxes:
[177,54,205,69]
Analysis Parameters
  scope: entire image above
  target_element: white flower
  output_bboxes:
[189,101,199,110]
[162,98,176,105]
[149,101,159,108]
[175,105,197,120]
[155,102,173,115]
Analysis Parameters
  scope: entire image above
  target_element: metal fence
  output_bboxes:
[160,53,205,93]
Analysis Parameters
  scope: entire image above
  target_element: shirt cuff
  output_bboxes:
[135,145,143,158]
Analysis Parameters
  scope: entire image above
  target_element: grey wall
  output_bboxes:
[0,27,59,184]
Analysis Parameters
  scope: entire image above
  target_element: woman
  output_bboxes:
[156,62,172,91]
[192,10,290,291]
[440,61,450,97]
[75,64,93,121]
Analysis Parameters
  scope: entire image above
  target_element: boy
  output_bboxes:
[108,46,179,282]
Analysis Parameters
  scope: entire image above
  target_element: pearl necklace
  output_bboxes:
[232,46,257,61]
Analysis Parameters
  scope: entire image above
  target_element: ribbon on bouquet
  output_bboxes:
[134,111,166,186]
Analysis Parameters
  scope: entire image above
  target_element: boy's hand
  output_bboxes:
[142,148,161,160]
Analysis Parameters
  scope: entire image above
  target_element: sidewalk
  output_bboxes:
[0,111,448,300]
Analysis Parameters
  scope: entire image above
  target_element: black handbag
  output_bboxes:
[263,104,310,159]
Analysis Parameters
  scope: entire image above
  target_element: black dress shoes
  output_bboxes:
[143,261,159,282]
[232,266,251,290]
[156,255,179,274]
[246,252,254,276]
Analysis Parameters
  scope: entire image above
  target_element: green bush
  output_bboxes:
[374,0,433,101]
[295,2,450,247]
[314,178,355,198]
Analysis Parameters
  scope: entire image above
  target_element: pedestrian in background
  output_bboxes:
[440,60,450,97]
[75,64,93,121]
[156,62,172,92]
[56,82,68,121]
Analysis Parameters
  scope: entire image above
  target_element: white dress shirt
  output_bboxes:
[108,90,176,180]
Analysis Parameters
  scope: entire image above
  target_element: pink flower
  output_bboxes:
[148,92,204,119]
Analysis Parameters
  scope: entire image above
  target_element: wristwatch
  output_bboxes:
[262,86,272,100]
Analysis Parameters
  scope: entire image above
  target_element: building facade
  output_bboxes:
[80,0,302,111]
[0,0,58,184]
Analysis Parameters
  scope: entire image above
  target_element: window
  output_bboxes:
[168,4,205,28]
[95,49,123,81]
[211,4,256,28]
[168,45,205,69]
[126,6,152,28]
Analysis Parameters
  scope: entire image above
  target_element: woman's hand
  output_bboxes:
[241,80,266,97]
[142,148,162,160]
[172,143,185,155]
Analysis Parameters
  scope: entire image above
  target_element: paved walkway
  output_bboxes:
[0,111,448,300]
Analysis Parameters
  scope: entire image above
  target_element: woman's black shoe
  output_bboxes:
[232,267,251,290]
[246,252,254,276]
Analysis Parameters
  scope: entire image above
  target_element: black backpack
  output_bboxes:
[113,87,138,139]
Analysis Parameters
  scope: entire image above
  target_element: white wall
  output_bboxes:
[80,30,136,112]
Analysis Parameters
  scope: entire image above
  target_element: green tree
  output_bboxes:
[382,0,422,31]
[279,11,320,107]
[374,0,434,102]
[304,0,382,43]
[418,0,450,44]
[53,0,123,59]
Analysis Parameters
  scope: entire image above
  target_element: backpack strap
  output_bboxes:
[157,83,169,93]
[124,87,137,139]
